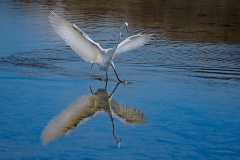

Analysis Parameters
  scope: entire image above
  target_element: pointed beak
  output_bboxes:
[124,22,128,32]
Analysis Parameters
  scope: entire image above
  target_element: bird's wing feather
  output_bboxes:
[110,99,146,124]
[48,11,103,63]
[41,95,99,145]
[115,33,153,56]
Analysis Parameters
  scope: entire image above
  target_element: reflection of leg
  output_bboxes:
[90,82,93,94]
[109,111,121,147]
[109,82,120,98]
[104,79,108,90]
[90,63,94,75]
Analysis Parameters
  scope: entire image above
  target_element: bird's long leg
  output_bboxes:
[110,63,123,83]
[90,63,94,75]
[104,80,108,90]
[105,70,109,82]
[113,68,123,83]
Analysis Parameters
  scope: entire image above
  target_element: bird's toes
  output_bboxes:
[121,80,132,85]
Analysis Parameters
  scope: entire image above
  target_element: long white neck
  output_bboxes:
[105,24,125,63]
[112,25,124,51]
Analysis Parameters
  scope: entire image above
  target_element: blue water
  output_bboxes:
[1,0,240,159]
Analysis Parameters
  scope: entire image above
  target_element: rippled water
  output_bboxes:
[1,0,240,159]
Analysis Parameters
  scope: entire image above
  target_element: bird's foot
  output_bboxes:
[119,79,132,85]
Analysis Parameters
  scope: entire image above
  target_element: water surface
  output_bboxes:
[1,0,240,159]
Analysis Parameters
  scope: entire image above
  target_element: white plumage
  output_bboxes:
[48,11,153,82]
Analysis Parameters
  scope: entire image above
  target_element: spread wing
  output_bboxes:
[115,33,153,56]
[110,99,146,124]
[48,11,103,63]
[41,95,99,145]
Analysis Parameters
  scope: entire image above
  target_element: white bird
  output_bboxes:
[48,11,153,82]
[41,82,146,145]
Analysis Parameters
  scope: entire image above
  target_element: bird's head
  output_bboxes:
[124,22,128,31]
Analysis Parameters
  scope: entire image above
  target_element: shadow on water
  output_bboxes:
[41,81,146,146]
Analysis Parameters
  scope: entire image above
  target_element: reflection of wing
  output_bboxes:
[110,100,146,124]
[41,95,99,145]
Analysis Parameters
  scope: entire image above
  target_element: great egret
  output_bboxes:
[48,11,153,82]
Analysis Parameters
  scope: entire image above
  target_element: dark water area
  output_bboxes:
[1,0,240,159]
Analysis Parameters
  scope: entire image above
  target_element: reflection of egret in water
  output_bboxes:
[41,82,146,146]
